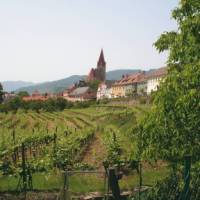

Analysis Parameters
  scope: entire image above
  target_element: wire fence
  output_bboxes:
[0,156,200,200]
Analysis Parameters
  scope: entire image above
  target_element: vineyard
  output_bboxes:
[0,104,168,195]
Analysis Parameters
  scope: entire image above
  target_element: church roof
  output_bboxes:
[97,49,106,66]
[89,68,95,75]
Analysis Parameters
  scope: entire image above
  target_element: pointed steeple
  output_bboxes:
[97,49,106,67]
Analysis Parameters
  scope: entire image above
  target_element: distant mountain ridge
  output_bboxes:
[10,69,151,94]
[16,75,86,94]
[2,81,34,92]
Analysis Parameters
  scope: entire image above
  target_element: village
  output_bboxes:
[5,49,167,103]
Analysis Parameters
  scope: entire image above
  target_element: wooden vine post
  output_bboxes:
[55,126,58,133]
[46,123,48,133]
[12,129,17,163]
[53,133,57,154]
[12,129,16,144]
[139,162,143,200]
[108,168,121,200]
[21,142,27,193]
[63,171,69,200]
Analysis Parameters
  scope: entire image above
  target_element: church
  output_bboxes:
[87,49,106,82]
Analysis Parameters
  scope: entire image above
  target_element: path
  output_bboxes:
[81,133,107,170]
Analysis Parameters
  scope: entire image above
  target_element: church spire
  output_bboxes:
[97,49,106,67]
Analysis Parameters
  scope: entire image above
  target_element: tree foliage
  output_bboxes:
[0,83,3,104]
[0,97,74,113]
[88,80,101,91]
[138,0,200,163]
[0,96,97,112]
[17,91,30,98]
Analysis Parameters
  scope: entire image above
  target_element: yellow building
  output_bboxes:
[111,73,145,98]
[111,84,126,98]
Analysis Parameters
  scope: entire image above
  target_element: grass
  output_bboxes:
[0,172,104,193]
[69,174,105,193]
[120,166,169,190]
[0,172,63,191]
[0,167,169,193]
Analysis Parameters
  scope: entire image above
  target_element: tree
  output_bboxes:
[17,91,29,98]
[138,0,200,164]
[55,97,73,110]
[7,97,23,111]
[0,83,4,103]
[88,80,101,91]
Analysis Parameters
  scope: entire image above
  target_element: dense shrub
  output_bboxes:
[73,100,96,109]
[0,97,74,113]
[0,96,97,113]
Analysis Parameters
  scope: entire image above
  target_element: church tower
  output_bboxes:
[96,49,106,82]
[87,49,106,82]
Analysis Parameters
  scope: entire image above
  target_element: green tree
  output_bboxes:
[0,83,4,103]
[138,0,200,163]
[55,97,73,110]
[7,97,23,111]
[43,98,56,112]
[17,91,29,98]
[88,80,100,91]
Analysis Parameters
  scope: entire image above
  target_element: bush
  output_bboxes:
[0,97,74,113]
[73,100,96,109]
[138,96,147,104]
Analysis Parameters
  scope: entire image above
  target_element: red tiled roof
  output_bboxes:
[113,72,146,86]
[22,96,48,101]
[146,67,167,79]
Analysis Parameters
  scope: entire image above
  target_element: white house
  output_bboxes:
[146,67,167,95]
[97,81,113,100]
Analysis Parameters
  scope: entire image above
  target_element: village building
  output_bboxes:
[111,72,146,98]
[65,86,96,102]
[146,67,167,95]
[137,75,147,95]
[63,85,76,100]
[97,81,114,100]
[3,92,16,102]
[87,49,106,82]
[22,90,49,101]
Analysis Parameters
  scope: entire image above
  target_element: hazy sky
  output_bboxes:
[0,0,178,83]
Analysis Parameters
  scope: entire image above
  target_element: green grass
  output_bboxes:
[120,166,169,190]
[0,175,19,191]
[68,174,105,193]
[0,166,169,193]
[0,172,63,191]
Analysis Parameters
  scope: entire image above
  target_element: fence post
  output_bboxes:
[53,133,57,153]
[108,168,121,200]
[103,170,107,200]
[12,129,16,144]
[63,171,68,200]
[139,162,143,200]
[182,155,191,200]
[21,143,27,194]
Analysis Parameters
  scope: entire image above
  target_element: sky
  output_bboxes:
[0,0,178,83]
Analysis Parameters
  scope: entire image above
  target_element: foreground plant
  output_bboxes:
[138,0,200,164]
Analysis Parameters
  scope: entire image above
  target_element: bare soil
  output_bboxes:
[81,133,107,170]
